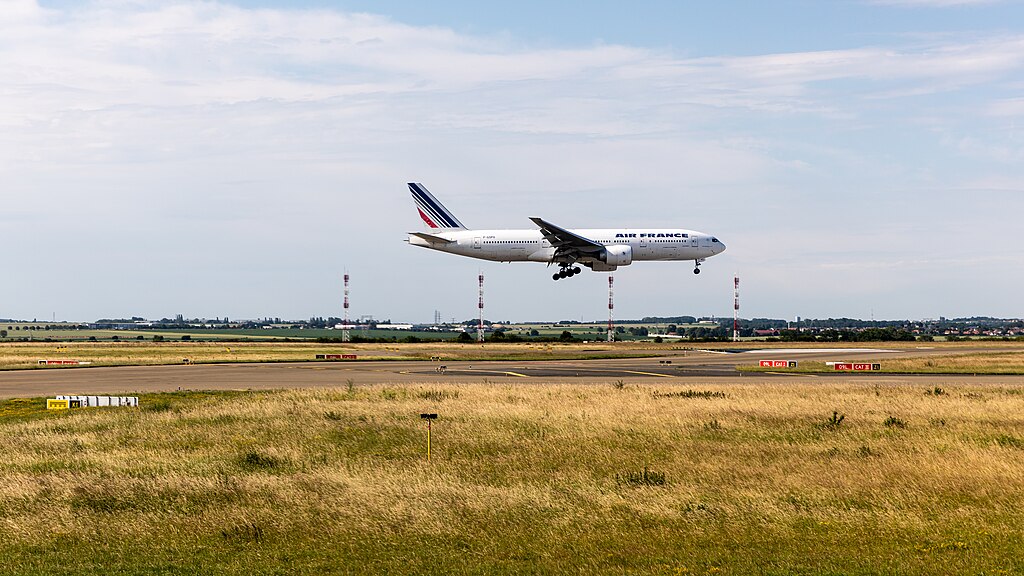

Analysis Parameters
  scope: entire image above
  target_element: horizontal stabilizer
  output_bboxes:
[409,231,455,245]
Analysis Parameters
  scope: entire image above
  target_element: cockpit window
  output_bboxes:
[711,237,719,243]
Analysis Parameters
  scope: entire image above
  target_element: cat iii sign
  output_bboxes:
[759,360,798,368]
[833,363,881,371]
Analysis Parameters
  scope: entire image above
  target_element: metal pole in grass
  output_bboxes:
[420,413,437,460]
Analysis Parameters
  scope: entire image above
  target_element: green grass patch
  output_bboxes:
[0,397,51,423]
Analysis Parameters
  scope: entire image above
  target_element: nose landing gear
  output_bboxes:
[552,265,583,281]
[694,259,704,275]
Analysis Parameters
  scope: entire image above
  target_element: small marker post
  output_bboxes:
[420,413,438,460]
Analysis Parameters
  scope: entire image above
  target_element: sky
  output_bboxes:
[3,0,1024,323]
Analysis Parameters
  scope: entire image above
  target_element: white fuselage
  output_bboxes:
[408,228,725,264]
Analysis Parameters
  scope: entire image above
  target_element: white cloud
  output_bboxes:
[988,96,1024,115]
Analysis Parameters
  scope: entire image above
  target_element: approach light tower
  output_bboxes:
[733,274,740,342]
[607,275,615,342]
[343,273,350,343]
[477,273,485,342]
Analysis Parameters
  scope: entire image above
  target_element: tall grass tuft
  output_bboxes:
[239,450,282,471]
[144,399,174,412]
[653,389,726,399]
[221,523,265,544]
[617,466,667,487]
[883,416,908,429]
[822,411,845,430]
[995,434,1024,449]
[417,389,459,402]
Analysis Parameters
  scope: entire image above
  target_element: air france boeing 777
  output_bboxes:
[406,183,726,281]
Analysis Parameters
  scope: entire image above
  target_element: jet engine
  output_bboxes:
[600,244,633,266]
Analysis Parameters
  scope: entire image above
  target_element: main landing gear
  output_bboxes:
[552,265,582,281]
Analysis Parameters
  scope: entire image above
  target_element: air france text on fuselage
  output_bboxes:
[615,233,689,238]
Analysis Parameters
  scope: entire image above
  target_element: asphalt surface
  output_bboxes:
[2,347,1021,398]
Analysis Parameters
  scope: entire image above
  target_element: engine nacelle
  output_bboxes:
[600,244,633,266]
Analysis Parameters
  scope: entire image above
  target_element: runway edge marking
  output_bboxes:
[622,370,674,378]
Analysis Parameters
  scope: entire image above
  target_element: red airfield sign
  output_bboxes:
[834,363,881,371]
[760,360,797,368]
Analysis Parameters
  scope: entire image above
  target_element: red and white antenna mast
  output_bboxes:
[477,273,485,342]
[733,274,740,342]
[344,272,352,340]
[607,275,615,342]
[343,273,350,343]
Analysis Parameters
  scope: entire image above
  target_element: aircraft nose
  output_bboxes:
[712,237,726,254]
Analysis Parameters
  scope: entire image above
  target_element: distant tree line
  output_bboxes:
[772,328,917,342]
[639,316,698,324]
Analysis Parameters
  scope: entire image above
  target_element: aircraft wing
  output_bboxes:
[529,217,605,256]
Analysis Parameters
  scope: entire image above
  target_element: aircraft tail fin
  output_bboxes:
[409,182,466,230]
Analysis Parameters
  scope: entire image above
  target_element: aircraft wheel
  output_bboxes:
[572,267,582,274]
[693,268,701,275]
[552,273,560,281]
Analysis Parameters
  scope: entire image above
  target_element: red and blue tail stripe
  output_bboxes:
[409,183,466,229]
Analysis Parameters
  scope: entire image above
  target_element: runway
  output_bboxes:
[1,346,1019,398]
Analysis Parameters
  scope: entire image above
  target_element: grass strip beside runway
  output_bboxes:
[740,350,1024,375]
[0,342,665,371]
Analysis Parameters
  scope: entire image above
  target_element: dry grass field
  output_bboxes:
[0,341,670,371]
[857,349,1024,373]
[2,379,1024,574]
[0,342,405,370]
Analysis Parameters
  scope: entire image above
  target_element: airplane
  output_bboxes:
[406,183,726,281]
